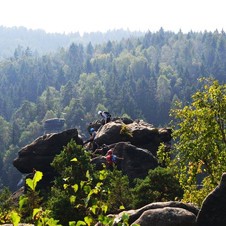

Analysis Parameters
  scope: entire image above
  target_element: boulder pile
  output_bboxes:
[13,118,171,187]
[12,118,226,225]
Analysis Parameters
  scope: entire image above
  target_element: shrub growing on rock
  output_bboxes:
[46,140,93,224]
[131,167,183,209]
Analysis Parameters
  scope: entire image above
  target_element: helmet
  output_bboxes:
[107,149,113,155]
[90,128,94,132]
[98,111,102,115]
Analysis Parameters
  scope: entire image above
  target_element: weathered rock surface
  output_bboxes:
[90,142,158,183]
[133,207,196,226]
[13,129,83,174]
[113,201,199,225]
[10,186,25,207]
[12,118,170,198]
[93,119,171,156]
[196,172,226,226]
[87,117,134,133]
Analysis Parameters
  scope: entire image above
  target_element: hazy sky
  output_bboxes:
[0,0,225,35]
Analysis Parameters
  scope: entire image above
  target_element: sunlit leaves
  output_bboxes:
[72,184,79,193]
[71,158,78,162]
[160,78,226,205]
[26,171,43,191]
[9,211,20,226]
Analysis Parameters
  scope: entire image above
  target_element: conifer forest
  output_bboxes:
[0,27,225,190]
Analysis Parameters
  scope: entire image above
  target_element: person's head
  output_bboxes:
[90,128,95,132]
[98,111,102,115]
[107,149,113,155]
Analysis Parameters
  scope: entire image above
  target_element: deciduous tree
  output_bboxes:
[158,78,226,205]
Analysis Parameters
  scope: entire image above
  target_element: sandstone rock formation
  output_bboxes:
[90,119,171,156]
[196,172,226,226]
[13,129,83,174]
[90,142,158,183]
[133,207,196,226]
[13,118,170,190]
[87,117,133,133]
[112,201,199,226]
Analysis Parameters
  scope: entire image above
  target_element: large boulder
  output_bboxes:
[90,142,158,183]
[13,129,83,174]
[113,201,199,225]
[133,207,196,226]
[196,172,226,226]
[87,117,133,134]
[93,119,171,156]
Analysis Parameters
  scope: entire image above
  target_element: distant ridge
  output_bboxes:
[0,26,144,59]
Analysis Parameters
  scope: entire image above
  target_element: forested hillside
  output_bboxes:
[0,26,144,59]
[0,28,225,190]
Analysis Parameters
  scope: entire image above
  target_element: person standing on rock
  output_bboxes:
[98,111,111,124]
[103,149,123,171]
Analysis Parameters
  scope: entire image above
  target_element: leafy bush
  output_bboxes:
[0,141,137,225]
[46,140,93,224]
[47,140,134,225]
[105,167,133,213]
[131,167,183,208]
[0,187,12,224]
[19,171,43,222]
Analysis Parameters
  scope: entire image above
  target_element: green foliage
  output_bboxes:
[9,211,21,226]
[32,208,61,226]
[50,140,92,184]
[158,78,226,206]
[131,167,183,208]
[26,171,43,192]
[0,29,226,191]
[105,168,133,213]
[0,145,136,225]
[19,171,43,222]
[0,187,12,210]
[120,124,133,139]
[47,140,135,225]
[0,187,12,224]
[47,140,94,224]
[0,116,10,151]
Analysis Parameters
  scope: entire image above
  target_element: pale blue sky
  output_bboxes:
[0,0,225,34]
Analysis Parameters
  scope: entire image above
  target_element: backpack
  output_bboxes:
[112,155,116,162]
[104,111,111,118]
[106,155,116,164]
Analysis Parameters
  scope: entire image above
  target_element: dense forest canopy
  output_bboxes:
[0,28,225,191]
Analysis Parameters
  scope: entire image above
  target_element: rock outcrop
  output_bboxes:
[13,118,171,189]
[112,201,199,226]
[92,119,171,156]
[13,129,83,174]
[11,117,226,226]
[196,172,226,226]
[90,142,158,183]
[133,207,196,226]
[87,117,133,133]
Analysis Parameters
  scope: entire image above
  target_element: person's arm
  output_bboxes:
[116,156,124,160]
